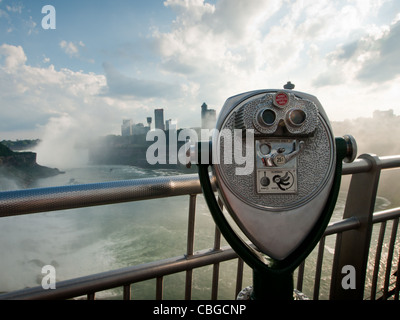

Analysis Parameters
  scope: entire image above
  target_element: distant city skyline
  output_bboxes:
[121,102,216,136]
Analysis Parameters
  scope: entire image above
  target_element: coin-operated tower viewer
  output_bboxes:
[191,86,357,300]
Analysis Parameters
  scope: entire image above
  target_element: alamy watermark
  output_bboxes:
[41,265,56,290]
[145,128,255,176]
[341,265,356,290]
[41,5,56,30]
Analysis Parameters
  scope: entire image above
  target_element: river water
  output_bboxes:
[0,165,395,299]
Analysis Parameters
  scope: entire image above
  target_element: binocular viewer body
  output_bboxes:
[210,89,337,261]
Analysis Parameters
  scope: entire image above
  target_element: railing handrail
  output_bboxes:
[341,154,400,174]
[0,174,213,218]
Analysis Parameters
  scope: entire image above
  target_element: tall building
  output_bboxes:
[166,119,177,131]
[201,103,216,129]
[155,109,165,130]
[121,119,133,136]
[373,109,394,119]
[132,123,148,135]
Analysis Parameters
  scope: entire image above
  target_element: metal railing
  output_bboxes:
[0,154,399,300]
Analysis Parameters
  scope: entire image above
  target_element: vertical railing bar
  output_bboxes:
[330,232,342,298]
[394,248,400,300]
[187,194,197,257]
[330,155,381,300]
[123,284,131,300]
[313,236,326,300]
[393,219,400,299]
[211,226,222,300]
[214,225,222,251]
[371,221,387,300]
[211,197,224,300]
[296,260,305,292]
[185,194,197,300]
[87,292,95,300]
[214,197,223,251]
[211,260,220,300]
[156,276,164,300]
[235,258,244,298]
[185,270,193,300]
[383,218,399,300]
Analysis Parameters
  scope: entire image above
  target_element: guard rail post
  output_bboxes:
[330,154,382,299]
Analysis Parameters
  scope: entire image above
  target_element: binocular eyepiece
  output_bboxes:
[235,90,318,136]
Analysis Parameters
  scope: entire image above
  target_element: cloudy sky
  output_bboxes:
[1,0,400,142]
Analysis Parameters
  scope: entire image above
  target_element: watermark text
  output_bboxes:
[146,128,254,175]
[341,265,356,290]
[41,265,56,290]
[41,5,56,30]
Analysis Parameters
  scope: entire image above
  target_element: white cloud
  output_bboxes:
[312,17,400,86]
[357,20,400,82]
[6,4,23,14]
[164,0,215,20]
[60,40,85,58]
[150,0,400,122]
[0,43,27,70]
[0,44,107,126]
[159,0,281,65]
[151,0,285,109]
[26,16,37,35]
[0,44,138,166]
